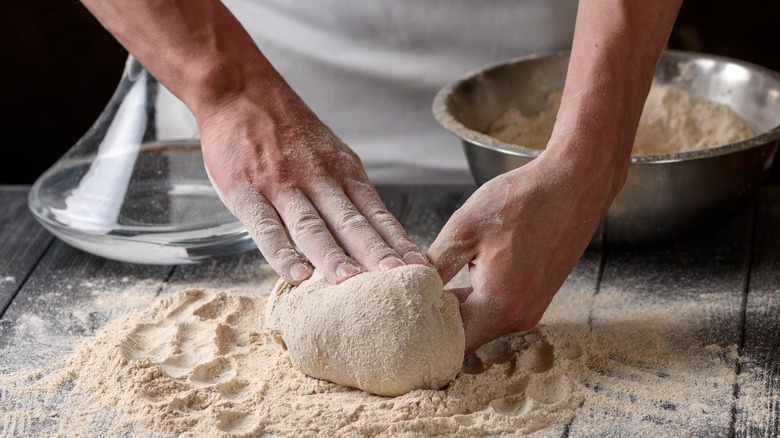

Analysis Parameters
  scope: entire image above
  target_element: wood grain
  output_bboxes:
[569,204,754,436]
[0,237,173,373]
[0,186,54,316]
[2,185,779,437]
[735,187,780,437]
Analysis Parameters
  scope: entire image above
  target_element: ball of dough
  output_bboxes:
[265,264,465,396]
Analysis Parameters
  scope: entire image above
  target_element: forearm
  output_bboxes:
[545,0,683,199]
[80,0,285,120]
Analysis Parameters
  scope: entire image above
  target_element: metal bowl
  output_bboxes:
[433,50,780,247]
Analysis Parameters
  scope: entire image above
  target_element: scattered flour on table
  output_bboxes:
[488,83,756,155]
[0,267,760,437]
[4,285,583,437]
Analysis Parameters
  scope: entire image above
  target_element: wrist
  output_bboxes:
[543,103,633,202]
[183,53,287,122]
[535,132,629,213]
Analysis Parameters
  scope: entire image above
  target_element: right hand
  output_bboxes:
[198,84,427,286]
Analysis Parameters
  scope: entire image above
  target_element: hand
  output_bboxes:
[79,0,427,285]
[427,151,616,355]
[424,0,680,354]
[199,86,427,285]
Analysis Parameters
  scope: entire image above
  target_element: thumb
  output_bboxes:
[426,216,477,285]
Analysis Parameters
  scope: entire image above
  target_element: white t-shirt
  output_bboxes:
[222,0,578,184]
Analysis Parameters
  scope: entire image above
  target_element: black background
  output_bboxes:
[1,1,778,185]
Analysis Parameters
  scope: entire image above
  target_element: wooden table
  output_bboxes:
[1,184,779,437]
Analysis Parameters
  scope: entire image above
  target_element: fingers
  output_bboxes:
[229,178,423,285]
[427,211,477,285]
[227,187,314,285]
[459,259,549,355]
[428,207,545,355]
[460,293,545,356]
[458,260,517,355]
[309,181,407,273]
[276,188,363,284]
[447,286,473,304]
[345,181,428,265]
[428,211,499,355]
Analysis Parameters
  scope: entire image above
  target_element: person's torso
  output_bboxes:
[222,0,578,184]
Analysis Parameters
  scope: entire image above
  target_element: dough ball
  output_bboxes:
[265,264,465,396]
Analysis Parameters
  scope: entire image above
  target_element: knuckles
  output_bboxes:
[247,217,286,240]
[365,208,398,229]
[337,213,371,234]
[290,211,328,237]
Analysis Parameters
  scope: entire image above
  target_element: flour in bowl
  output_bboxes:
[488,83,755,155]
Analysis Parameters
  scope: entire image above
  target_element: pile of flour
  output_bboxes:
[488,83,755,155]
[0,263,747,437]
[23,287,583,437]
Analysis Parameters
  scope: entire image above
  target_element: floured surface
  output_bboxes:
[3,285,583,437]
[5,184,780,437]
[488,83,755,155]
[0,260,747,437]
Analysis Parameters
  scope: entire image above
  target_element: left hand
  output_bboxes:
[427,149,616,355]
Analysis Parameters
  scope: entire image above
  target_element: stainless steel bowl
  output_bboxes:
[433,50,780,247]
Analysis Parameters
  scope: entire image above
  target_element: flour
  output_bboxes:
[4,286,583,437]
[488,83,755,155]
[0,268,756,437]
[265,265,464,396]
[489,90,562,152]
[0,256,758,437]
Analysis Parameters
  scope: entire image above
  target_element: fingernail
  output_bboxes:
[290,263,313,283]
[336,263,361,280]
[403,252,428,265]
[379,257,404,271]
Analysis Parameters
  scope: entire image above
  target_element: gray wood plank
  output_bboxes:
[0,185,478,436]
[569,206,754,436]
[0,241,175,436]
[0,240,173,373]
[0,186,54,316]
[735,187,780,437]
[375,184,409,219]
[394,185,474,251]
[537,249,605,438]
[2,184,766,436]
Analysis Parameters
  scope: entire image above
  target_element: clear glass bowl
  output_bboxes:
[28,56,255,264]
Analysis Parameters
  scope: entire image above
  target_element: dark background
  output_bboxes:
[1,1,778,185]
